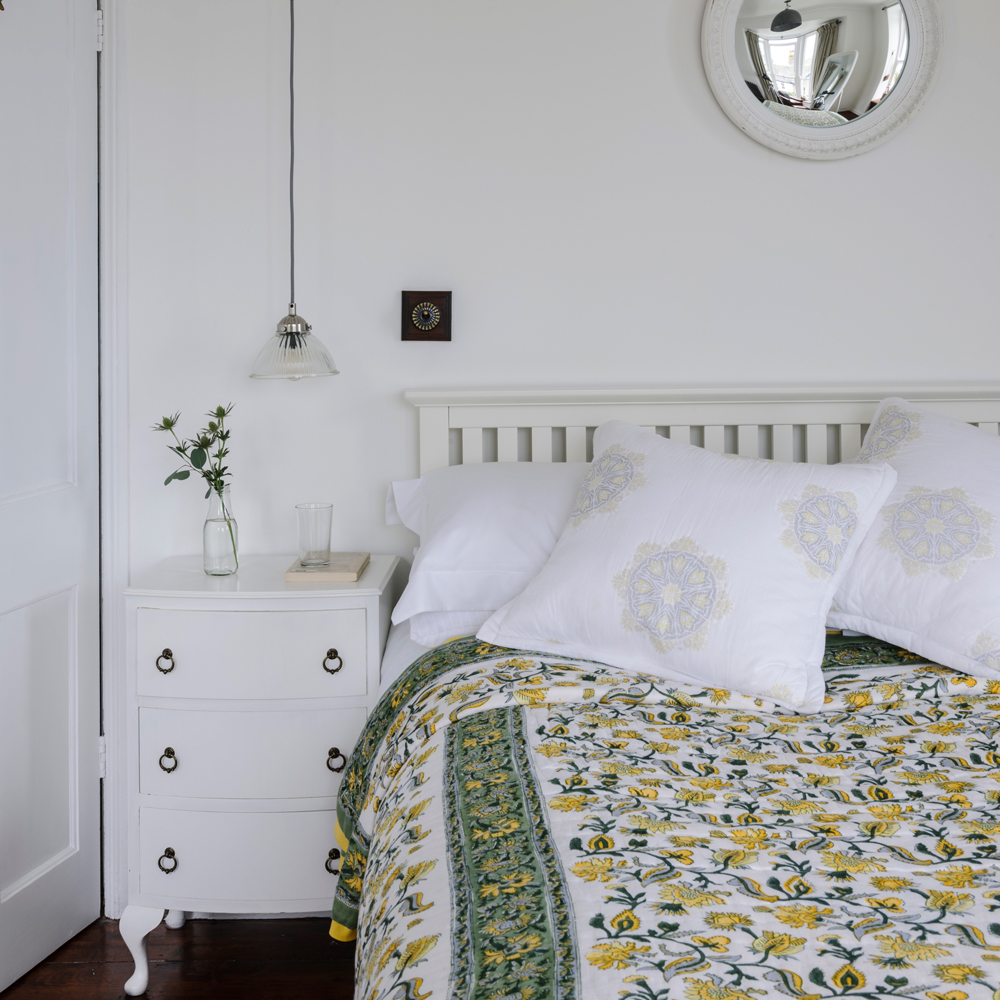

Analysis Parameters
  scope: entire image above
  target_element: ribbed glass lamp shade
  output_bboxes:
[771,1,802,31]
[250,306,339,380]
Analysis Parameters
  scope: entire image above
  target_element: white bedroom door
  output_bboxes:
[0,0,101,990]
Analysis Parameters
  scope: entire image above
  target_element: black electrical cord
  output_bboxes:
[289,0,296,308]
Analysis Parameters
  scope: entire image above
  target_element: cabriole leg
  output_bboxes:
[120,905,165,996]
[165,908,187,929]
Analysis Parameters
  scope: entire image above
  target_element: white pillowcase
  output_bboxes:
[829,398,1000,679]
[388,462,589,626]
[407,610,493,648]
[478,421,897,712]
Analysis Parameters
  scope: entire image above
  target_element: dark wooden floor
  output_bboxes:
[0,917,355,1000]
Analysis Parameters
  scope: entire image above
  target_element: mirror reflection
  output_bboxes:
[736,0,909,127]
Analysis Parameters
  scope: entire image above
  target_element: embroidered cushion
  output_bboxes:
[478,420,896,711]
[829,398,1000,678]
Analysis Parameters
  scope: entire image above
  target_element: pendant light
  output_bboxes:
[771,0,803,32]
[251,0,338,380]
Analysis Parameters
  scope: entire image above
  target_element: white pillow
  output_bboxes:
[388,462,589,625]
[829,398,1000,678]
[478,421,897,712]
[407,610,492,648]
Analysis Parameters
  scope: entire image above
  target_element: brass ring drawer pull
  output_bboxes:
[325,848,341,874]
[322,648,343,674]
[326,747,347,773]
[158,848,178,874]
[156,648,175,674]
[159,747,178,773]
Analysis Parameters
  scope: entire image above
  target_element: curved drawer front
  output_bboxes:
[139,707,366,799]
[136,608,366,699]
[138,807,342,902]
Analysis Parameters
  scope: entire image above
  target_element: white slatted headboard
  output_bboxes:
[404,386,1000,475]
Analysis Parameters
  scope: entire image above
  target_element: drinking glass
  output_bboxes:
[296,503,333,566]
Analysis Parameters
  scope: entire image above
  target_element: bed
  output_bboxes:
[334,387,1000,1000]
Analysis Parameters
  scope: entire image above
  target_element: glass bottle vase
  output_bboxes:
[203,487,239,576]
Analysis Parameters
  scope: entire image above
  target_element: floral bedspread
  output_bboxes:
[331,635,1000,1000]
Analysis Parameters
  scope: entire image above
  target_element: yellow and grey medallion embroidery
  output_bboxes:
[971,632,1000,671]
[855,404,922,463]
[780,485,859,578]
[613,538,732,652]
[878,486,994,579]
[569,445,646,527]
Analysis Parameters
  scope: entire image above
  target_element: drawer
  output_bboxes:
[136,608,366,699]
[139,706,367,799]
[138,807,341,902]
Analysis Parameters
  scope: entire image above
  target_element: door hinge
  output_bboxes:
[95,9,104,52]
[99,735,107,780]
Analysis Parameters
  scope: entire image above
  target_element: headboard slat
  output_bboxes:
[407,386,1000,474]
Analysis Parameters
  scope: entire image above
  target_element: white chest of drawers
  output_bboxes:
[117,554,404,996]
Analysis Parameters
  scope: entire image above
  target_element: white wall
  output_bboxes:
[123,0,1000,578]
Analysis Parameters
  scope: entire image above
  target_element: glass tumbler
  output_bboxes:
[296,503,333,566]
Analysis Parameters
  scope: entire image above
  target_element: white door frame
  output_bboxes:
[99,0,131,919]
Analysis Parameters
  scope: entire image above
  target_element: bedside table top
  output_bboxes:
[127,554,401,598]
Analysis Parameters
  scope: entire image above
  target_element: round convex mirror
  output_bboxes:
[702,0,942,159]
[739,0,909,128]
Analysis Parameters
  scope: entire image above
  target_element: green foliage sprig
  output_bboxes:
[153,404,235,500]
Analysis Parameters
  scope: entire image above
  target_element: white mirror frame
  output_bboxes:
[701,0,944,160]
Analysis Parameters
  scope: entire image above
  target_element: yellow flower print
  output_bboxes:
[704,912,754,929]
[534,742,572,758]
[870,876,914,891]
[626,815,684,833]
[874,933,952,965]
[927,721,965,735]
[681,980,764,1000]
[858,820,901,837]
[675,789,716,802]
[813,753,857,768]
[588,834,615,851]
[659,849,695,865]
[549,793,598,812]
[830,966,866,990]
[689,777,732,790]
[865,897,906,914]
[629,786,659,799]
[586,941,651,970]
[867,804,907,819]
[921,741,958,754]
[730,750,777,763]
[658,883,731,909]
[933,965,986,984]
[690,934,731,953]
[803,773,840,787]
[932,865,989,887]
[924,890,975,913]
[959,820,1000,840]
[938,780,975,793]
[602,762,652,775]
[729,828,769,845]
[570,858,615,882]
[926,991,970,1000]
[751,930,806,956]
[400,861,437,890]
[711,849,759,868]
[394,934,440,972]
[671,836,711,848]
[845,691,873,710]
[772,904,832,928]
[821,851,886,874]
[609,909,641,932]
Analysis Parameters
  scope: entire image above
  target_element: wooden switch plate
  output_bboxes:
[402,291,451,341]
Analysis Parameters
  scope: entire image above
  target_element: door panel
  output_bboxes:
[0,0,100,990]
